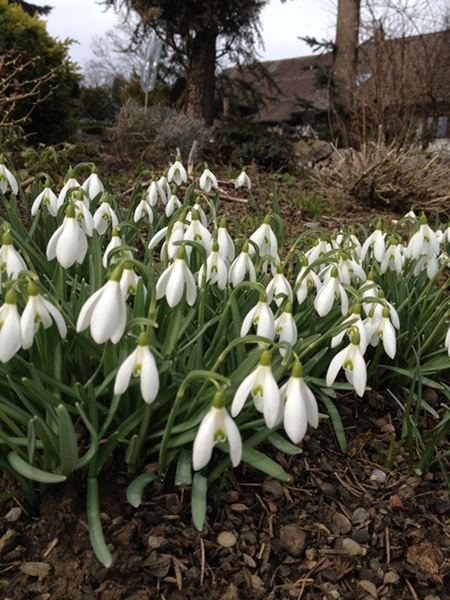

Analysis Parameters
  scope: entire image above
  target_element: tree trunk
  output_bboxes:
[186,29,217,127]
[333,0,361,115]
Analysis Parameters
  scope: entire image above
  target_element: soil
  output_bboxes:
[1,148,449,600]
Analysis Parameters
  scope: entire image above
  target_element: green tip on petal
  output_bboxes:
[111,228,119,237]
[367,270,375,281]
[44,179,51,188]
[301,256,308,267]
[242,241,249,253]
[212,391,225,409]
[67,167,75,178]
[419,214,427,225]
[351,331,361,346]
[66,204,76,218]
[176,245,187,260]
[260,350,271,367]
[291,361,303,378]
[91,166,98,174]
[191,210,200,221]
[27,281,39,296]
[263,214,271,225]
[378,290,385,300]
[212,241,220,253]
[0,155,4,165]
[382,306,390,319]
[110,265,123,282]
[5,288,18,305]
[375,220,383,230]
[331,266,338,278]
[284,302,293,314]
[352,304,361,315]
[219,217,227,228]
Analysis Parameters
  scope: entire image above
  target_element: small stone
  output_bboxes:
[330,511,352,535]
[221,491,239,503]
[280,524,307,557]
[383,571,400,584]
[387,495,404,511]
[0,529,21,555]
[342,538,367,556]
[262,477,284,501]
[358,579,377,598]
[147,535,168,550]
[352,507,370,525]
[242,553,256,568]
[5,507,22,523]
[230,503,248,512]
[19,562,51,580]
[352,529,371,544]
[370,469,386,484]
[217,531,237,548]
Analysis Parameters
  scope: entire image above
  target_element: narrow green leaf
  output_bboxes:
[268,432,303,455]
[318,393,347,453]
[87,478,113,568]
[27,417,37,464]
[56,404,79,477]
[7,451,66,484]
[175,448,193,486]
[241,445,290,482]
[191,472,208,531]
[126,472,159,507]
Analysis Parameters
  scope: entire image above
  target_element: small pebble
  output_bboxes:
[370,469,387,484]
[342,537,367,556]
[5,507,22,523]
[352,507,370,525]
[217,531,237,548]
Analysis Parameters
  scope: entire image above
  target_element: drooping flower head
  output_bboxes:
[0,155,18,195]
[326,331,367,398]
[281,361,319,444]
[82,166,105,201]
[0,288,22,362]
[234,168,251,190]
[114,332,159,404]
[31,179,58,217]
[156,245,197,307]
[21,281,67,350]
[0,231,27,282]
[167,156,188,187]
[46,203,88,268]
[199,163,218,194]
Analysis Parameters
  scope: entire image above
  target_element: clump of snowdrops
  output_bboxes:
[0,153,450,567]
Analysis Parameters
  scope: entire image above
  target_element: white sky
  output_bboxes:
[31,0,335,69]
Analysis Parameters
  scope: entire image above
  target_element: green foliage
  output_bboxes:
[80,87,118,124]
[0,0,81,145]
[213,117,294,171]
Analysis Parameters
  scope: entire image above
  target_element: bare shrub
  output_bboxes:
[314,141,450,215]
[115,101,211,164]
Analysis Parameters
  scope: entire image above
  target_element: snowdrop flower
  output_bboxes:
[147,178,166,207]
[21,282,67,350]
[156,246,197,307]
[167,157,187,187]
[76,266,127,344]
[199,164,218,193]
[158,173,171,199]
[57,167,81,209]
[0,156,18,195]
[306,234,332,265]
[331,304,370,355]
[274,303,297,355]
[234,168,251,190]
[0,289,22,362]
[93,194,119,234]
[82,166,104,201]
[74,193,94,236]
[265,267,293,307]
[134,193,154,223]
[231,350,281,429]
[186,201,208,227]
[413,252,440,279]
[103,229,132,268]
[314,266,349,317]
[335,253,366,284]
[436,229,446,245]
[372,290,400,329]
[241,295,275,341]
[445,326,450,356]
[114,332,159,403]
[361,221,386,262]
[407,215,439,259]
[184,210,212,256]
[120,262,142,299]
[31,179,58,216]
[193,392,242,470]
[228,242,256,286]
[373,306,397,358]
[295,257,321,304]
[0,232,27,281]
[281,362,319,444]
[46,204,88,268]
[217,218,235,264]
[249,215,279,264]
[198,242,228,290]
[326,332,367,398]
[165,193,182,218]
[380,239,405,274]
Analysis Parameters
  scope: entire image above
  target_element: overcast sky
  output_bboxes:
[31,0,335,69]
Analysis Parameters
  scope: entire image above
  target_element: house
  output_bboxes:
[222,29,450,149]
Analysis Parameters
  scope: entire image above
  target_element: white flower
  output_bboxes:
[241,296,275,341]
[274,304,297,355]
[361,222,386,262]
[74,198,94,236]
[147,179,166,207]
[31,180,58,216]
[314,267,348,317]
[281,362,319,444]
[199,165,218,193]
[165,194,182,218]
[335,253,367,284]
[231,350,281,429]
[407,216,439,259]
[0,157,18,195]
[186,202,208,227]
[372,292,400,329]
[234,169,251,190]
[198,242,228,290]
[413,252,440,279]
[265,269,293,306]
[167,158,187,187]
[445,326,450,356]
[57,168,81,208]
[21,282,67,350]
[103,230,132,268]
[228,242,256,286]
[380,240,405,274]
[249,216,279,264]
[193,393,242,470]
[114,333,159,404]
[0,232,27,281]
[46,205,88,268]
[0,289,22,362]
[295,258,321,304]
[217,218,235,264]
[326,333,367,398]
[184,210,212,255]
[93,196,119,235]
[331,305,370,355]
[306,236,332,265]
[134,196,154,223]
[156,246,197,307]
[374,307,397,358]
[158,174,171,199]
[120,263,142,299]
[76,268,127,344]
[82,167,104,201]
